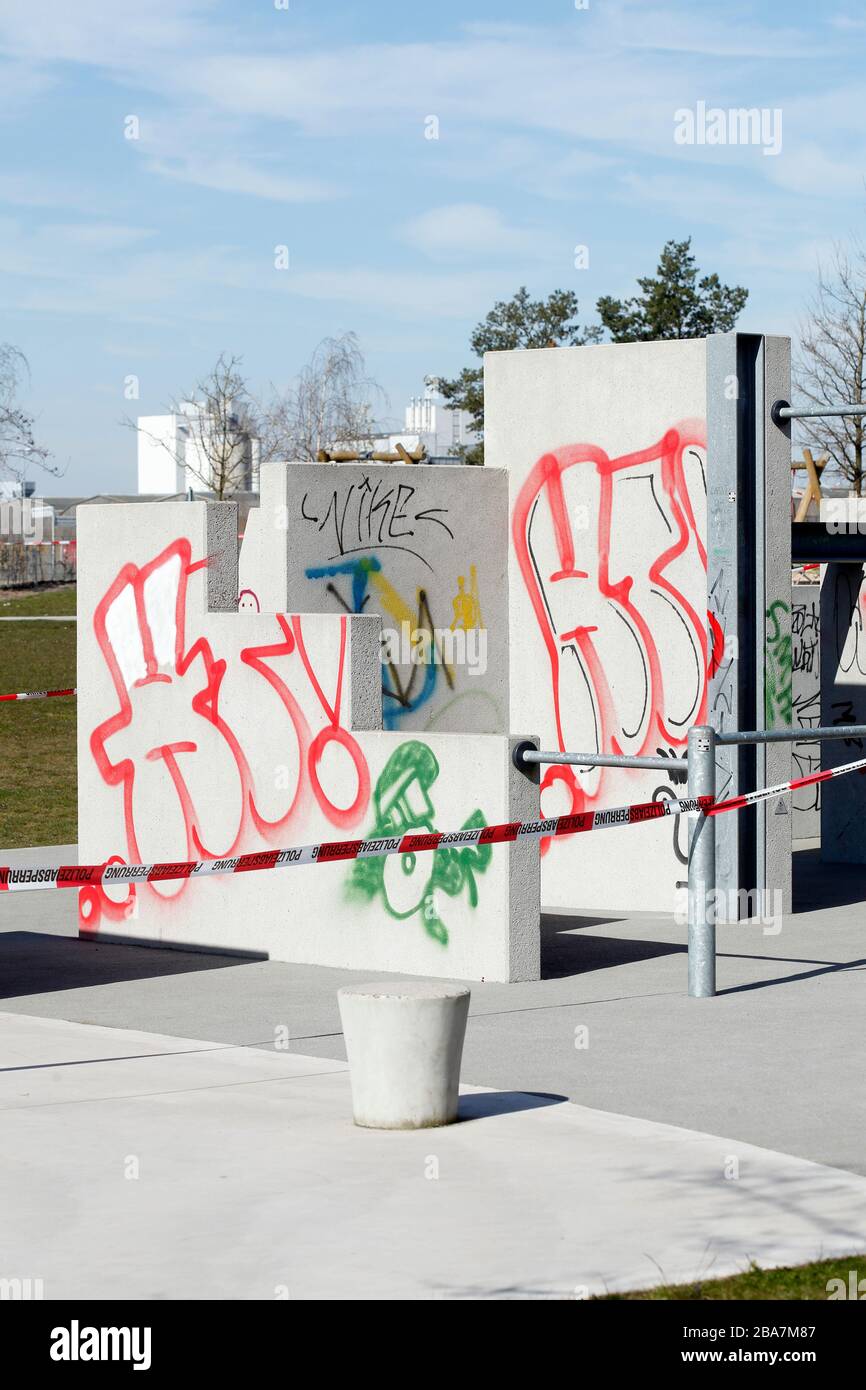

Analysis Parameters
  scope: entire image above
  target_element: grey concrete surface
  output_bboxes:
[74,501,526,980]
[4,1010,866,1300]
[2,845,865,1178]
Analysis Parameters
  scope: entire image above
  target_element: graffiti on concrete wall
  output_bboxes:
[82,537,493,944]
[791,592,821,822]
[793,596,818,680]
[765,598,792,726]
[512,422,708,858]
[650,746,690,888]
[348,740,491,944]
[833,567,866,679]
[297,472,492,733]
[299,475,455,566]
[82,537,370,930]
[232,463,509,736]
[820,565,866,858]
[303,553,475,730]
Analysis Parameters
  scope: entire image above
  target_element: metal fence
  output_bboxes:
[0,541,77,588]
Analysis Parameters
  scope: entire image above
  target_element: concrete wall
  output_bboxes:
[485,339,708,913]
[791,583,821,843]
[819,517,866,861]
[485,334,792,916]
[75,501,538,981]
[757,337,794,914]
[704,333,793,919]
[239,461,508,734]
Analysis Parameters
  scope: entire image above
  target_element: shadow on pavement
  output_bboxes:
[0,931,262,1001]
[541,914,684,979]
[716,951,866,996]
[458,1090,567,1121]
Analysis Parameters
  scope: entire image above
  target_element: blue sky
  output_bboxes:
[0,0,864,493]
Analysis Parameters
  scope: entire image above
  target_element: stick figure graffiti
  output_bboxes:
[348,740,491,944]
[451,565,483,630]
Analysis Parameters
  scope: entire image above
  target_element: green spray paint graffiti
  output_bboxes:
[348,740,491,945]
[765,599,793,726]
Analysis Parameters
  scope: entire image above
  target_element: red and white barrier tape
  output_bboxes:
[0,793,710,893]
[0,688,76,703]
[1,753,864,895]
[708,750,866,816]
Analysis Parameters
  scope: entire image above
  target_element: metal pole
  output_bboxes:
[772,400,866,424]
[687,725,716,998]
[716,724,866,746]
[515,746,687,773]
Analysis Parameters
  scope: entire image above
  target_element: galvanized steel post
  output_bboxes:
[687,724,717,998]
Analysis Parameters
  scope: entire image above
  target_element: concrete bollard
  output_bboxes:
[337,981,471,1129]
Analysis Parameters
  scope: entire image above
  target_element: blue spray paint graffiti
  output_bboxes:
[304,555,454,729]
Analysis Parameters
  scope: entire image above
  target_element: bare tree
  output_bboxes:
[129,353,259,500]
[795,244,866,494]
[0,344,52,484]
[260,333,385,462]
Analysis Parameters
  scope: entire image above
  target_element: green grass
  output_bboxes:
[0,585,77,847]
[598,1255,865,1300]
[0,583,77,616]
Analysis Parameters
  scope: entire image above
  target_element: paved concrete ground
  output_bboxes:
[1,844,865,1184]
[3,1010,865,1300]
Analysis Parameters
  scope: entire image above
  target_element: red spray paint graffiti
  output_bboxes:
[85,538,369,929]
[512,422,709,848]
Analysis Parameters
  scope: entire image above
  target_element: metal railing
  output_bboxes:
[515,745,686,773]
[715,725,866,746]
[771,399,866,425]
[686,723,866,998]
[515,726,866,1000]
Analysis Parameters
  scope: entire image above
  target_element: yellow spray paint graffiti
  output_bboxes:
[451,564,484,631]
[304,554,485,728]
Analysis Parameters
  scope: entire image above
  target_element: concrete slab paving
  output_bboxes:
[2,1010,866,1301]
[2,846,865,1180]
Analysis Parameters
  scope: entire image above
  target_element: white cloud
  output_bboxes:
[0,6,856,347]
[48,223,155,251]
[0,204,512,326]
[0,1,858,228]
[283,266,514,321]
[717,233,841,277]
[0,0,216,68]
[0,57,52,114]
[615,170,775,239]
[609,1,828,60]
[435,136,617,203]
[0,172,95,209]
[0,211,253,321]
[144,155,339,204]
[830,14,866,32]
[766,142,865,200]
[398,203,546,260]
